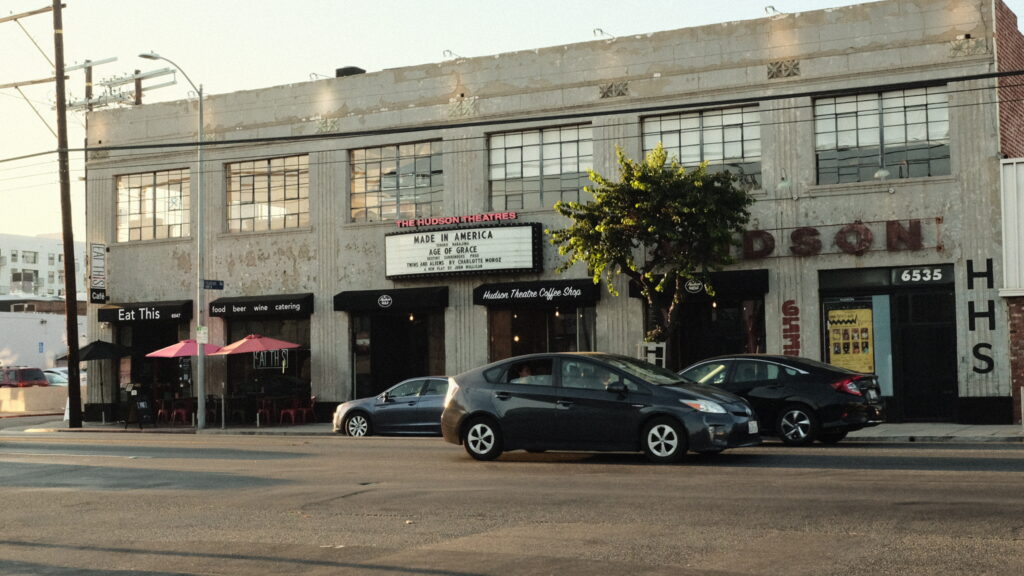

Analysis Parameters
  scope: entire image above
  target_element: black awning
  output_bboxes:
[97,300,193,324]
[473,278,600,308]
[334,287,449,312]
[629,269,770,300]
[209,293,314,318]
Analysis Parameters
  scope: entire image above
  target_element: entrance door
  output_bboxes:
[823,290,958,421]
[351,310,444,399]
[892,290,957,420]
[676,297,765,368]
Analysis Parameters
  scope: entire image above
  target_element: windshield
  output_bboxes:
[21,369,46,381]
[599,355,692,386]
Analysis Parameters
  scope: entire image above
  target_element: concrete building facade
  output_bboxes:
[85,0,1024,423]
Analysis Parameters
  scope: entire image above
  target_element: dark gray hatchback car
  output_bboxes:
[441,352,760,463]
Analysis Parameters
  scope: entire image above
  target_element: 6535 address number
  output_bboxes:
[892,265,953,285]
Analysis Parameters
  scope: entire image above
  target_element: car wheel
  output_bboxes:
[818,431,848,444]
[463,417,503,461]
[776,405,819,446]
[641,417,687,463]
[344,413,371,437]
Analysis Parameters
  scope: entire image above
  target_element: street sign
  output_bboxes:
[196,325,209,344]
[203,279,224,290]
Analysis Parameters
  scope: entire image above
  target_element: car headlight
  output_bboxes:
[679,399,726,413]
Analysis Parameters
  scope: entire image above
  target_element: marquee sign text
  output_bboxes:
[385,223,541,279]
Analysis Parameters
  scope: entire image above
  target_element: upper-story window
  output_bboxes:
[10,250,18,263]
[116,169,190,242]
[642,106,762,191]
[350,141,443,222]
[815,86,949,184]
[22,251,38,264]
[489,126,593,211]
[226,155,309,232]
[48,254,55,266]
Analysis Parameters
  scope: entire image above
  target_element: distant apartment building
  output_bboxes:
[0,234,88,368]
[0,233,86,301]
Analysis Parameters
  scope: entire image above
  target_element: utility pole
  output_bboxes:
[52,0,83,428]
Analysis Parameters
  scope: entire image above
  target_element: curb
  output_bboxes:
[849,435,1024,444]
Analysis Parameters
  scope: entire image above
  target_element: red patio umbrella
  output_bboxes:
[145,339,223,358]
[211,334,301,355]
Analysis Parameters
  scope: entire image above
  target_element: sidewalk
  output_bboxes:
[0,412,336,435]
[2,412,1023,442]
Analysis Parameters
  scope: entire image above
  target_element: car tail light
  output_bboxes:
[444,377,459,408]
[831,376,863,396]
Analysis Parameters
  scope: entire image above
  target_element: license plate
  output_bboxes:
[748,421,759,434]
[867,389,878,401]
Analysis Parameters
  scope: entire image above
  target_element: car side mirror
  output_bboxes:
[605,382,627,394]
[381,392,393,403]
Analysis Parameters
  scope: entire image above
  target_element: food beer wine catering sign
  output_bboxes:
[385,213,542,279]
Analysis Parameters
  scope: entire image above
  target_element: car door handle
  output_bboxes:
[494,391,511,400]
[556,400,573,409]
[406,401,417,406]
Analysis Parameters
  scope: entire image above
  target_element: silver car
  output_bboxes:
[333,377,449,436]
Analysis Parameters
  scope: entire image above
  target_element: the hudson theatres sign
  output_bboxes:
[385,213,542,279]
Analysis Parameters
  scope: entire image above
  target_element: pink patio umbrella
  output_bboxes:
[211,334,301,355]
[145,339,223,358]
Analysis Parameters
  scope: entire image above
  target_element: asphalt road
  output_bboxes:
[1,431,1022,576]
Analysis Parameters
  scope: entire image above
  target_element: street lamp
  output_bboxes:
[139,52,208,429]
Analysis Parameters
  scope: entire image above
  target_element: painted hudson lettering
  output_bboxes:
[743,219,923,259]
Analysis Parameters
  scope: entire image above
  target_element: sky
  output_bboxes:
[3,0,1024,240]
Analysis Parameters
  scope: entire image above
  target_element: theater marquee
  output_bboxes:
[385,223,542,279]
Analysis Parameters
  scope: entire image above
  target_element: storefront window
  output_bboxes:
[488,307,596,361]
[224,318,311,397]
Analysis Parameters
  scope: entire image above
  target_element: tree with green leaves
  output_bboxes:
[548,144,754,369]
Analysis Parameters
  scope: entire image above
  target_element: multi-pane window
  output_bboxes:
[48,254,55,266]
[116,169,190,242]
[815,86,950,184]
[350,142,443,222]
[22,251,38,264]
[642,106,762,191]
[10,250,17,263]
[227,155,310,232]
[489,126,594,211]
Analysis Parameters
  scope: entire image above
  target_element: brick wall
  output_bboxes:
[1007,297,1024,423]
[997,0,1024,158]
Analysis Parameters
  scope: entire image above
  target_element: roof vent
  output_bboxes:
[336,66,366,78]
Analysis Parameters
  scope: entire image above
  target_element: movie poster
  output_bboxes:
[827,308,874,373]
